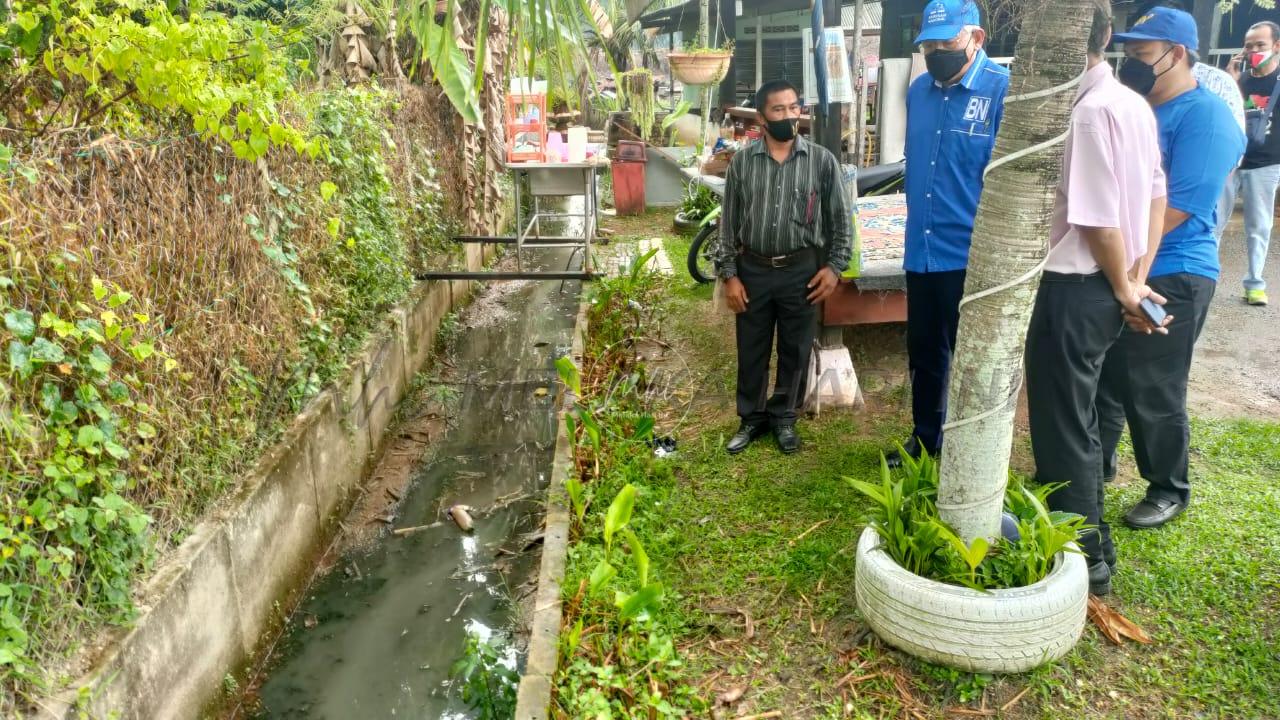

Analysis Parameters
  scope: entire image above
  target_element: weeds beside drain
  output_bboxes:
[554,250,706,717]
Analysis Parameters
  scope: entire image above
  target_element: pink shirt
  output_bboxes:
[1045,62,1166,275]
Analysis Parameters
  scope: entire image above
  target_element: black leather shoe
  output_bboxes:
[775,425,800,454]
[1123,497,1186,529]
[726,423,768,455]
[1088,561,1112,596]
[885,437,934,468]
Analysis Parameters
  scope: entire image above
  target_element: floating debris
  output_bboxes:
[447,504,474,532]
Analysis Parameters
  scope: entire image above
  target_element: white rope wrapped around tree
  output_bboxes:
[936,0,1096,542]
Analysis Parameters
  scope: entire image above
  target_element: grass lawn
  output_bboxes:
[583,213,1280,719]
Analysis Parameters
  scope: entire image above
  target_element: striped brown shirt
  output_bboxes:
[715,135,853,279]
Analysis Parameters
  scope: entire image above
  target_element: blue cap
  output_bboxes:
[1112,7,1199,51]
[914,0,981,44]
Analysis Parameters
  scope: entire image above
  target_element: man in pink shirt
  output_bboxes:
[1024,4,1170,597]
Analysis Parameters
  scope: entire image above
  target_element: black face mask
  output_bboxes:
[764,117,798,141]
[926,46,971,83]
[1118,47,1174,96]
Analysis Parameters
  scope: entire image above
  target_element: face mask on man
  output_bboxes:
[764,117,799,142]
[1250,50,1275,70]
[925,43,971,83]
[1118,47,1175,96]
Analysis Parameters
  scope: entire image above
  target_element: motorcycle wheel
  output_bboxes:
[687,223,718,284]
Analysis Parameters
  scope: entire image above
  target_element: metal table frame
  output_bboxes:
[417,160,604,282]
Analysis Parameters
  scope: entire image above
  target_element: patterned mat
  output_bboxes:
[856,192,907,266]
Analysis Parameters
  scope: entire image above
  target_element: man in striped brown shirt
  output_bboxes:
[715,79,853,455]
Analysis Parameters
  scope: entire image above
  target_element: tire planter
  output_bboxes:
[673,210,704,234]
[668,51,733,86]
[854,527,1088,673]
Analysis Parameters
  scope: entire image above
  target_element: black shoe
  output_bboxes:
[1088,561,1112,596]
[884,437,933,469]
[727,423,768,455]
[775,425,800,454]
[1123,497,1186,529]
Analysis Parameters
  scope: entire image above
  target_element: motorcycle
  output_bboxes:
[685,159,905,283]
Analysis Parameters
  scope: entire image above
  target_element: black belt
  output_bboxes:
[1042,270,1106,283]
[740,246,816,269]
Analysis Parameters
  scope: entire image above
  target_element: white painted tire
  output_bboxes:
[854,527,1088,673]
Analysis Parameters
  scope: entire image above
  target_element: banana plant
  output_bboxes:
[405,1,673,127]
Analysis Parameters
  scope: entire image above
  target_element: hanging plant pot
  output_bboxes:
[668,50,733,86]
[854,528,1089,673]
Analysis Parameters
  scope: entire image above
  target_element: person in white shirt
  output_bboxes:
[1193,59,1247,245]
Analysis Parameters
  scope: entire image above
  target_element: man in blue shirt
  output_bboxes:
[887,0,1009,466]
[1098,7,1246,530]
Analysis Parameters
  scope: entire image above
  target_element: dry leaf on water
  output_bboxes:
[1088,595,1153,645]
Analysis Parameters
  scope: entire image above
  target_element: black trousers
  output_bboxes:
[1097,272,1215,506]
[1026,272,1125,565]
[905,270,967,451]
[734,255,819,427]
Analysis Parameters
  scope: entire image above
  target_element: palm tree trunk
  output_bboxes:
[937,0,1095,541]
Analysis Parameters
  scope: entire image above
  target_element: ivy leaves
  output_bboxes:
[7,0,319,161]
[0,271,170,680]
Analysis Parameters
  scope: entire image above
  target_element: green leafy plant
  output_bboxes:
[451,631,518,719]
[0,266,176,685]
[677,182,719,224]
[551,259,701,715]
[622,68,656,143]
[3,0,315,160]
[847,448,1087,590]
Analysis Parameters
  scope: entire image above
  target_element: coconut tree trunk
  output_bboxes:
[936,0,1095,541]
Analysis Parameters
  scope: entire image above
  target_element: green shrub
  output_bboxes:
[848,449,1088,591]
[0,267,175,684]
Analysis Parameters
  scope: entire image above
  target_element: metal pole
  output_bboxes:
[851,0,865,167]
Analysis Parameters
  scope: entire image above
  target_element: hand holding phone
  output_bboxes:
[1139,297,1167,326]
[1121,286,1172,335]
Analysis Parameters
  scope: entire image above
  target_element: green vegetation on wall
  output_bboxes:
[0,0,481,710]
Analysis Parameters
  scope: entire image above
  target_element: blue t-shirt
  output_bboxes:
[1150,85,1246,280]
[903,50,1010,273]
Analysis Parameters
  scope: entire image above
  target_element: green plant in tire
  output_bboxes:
[676,183,718,228]
[847,448,1087,591]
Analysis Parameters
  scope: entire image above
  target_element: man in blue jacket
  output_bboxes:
[1099,7,1246,530]
[886,0,1009,466]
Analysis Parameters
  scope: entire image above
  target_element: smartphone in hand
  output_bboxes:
[1139,297,1167,326]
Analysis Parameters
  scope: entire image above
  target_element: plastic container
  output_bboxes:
[566,126,588,164]
[546,130,567,162]
[611,153,647,216]
[615,140,646,162]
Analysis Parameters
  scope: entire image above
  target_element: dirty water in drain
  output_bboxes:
[245,247,583,719]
